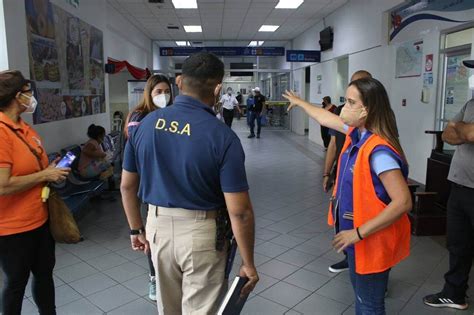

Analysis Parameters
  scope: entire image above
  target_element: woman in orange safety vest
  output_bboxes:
[283,78,412,315]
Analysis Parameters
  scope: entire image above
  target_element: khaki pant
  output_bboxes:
[146,205,228,315]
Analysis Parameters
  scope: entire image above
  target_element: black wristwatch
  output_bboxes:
[130,226,145,235]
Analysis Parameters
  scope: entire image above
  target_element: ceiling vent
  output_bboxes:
[167,26,180,30]
[149,0,165,3]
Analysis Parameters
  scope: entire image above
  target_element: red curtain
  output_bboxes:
[106,57,151,79]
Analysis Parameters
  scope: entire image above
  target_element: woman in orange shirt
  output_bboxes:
[0,70,69,315]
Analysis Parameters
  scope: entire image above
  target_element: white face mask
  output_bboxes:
[21,94,38,114]
[152,93,170,108]
[468,74,474,90]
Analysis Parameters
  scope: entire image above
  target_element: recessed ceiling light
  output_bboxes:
[184,25,202,32]
[172,0,197,9]
[259,25,279,32]
[176,41,190,46]
[275,0,304,9]
[248,41,265,46]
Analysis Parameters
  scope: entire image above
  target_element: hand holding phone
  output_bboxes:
[56,151,76,168]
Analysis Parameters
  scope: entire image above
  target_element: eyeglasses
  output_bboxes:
[21,89,34,96]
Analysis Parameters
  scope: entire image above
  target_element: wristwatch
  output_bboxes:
[130,226,145,235]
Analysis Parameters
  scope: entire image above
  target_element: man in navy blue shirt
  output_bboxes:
[121,52,258,314]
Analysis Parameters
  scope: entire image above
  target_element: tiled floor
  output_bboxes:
[1,120,473,314]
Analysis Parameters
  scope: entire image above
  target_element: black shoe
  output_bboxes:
[256,134,260,139]
[328,258,349,273]
[248,134,255,138]
[423,293,468,310]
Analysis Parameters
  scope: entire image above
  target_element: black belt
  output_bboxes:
[452,183,474,190]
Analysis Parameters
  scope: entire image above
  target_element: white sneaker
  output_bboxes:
[149,276,157,301]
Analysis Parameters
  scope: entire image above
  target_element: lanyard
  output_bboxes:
[0,121,45,170]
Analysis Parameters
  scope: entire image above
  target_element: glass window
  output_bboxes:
[445,28,474,49]
[442,53,471,123]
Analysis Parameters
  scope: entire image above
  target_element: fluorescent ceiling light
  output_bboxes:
[259,25,279,32]
[176,41,190,46]
[172,0,197,9]
[183,25,202,32]
[275,0,304,9]
[248,41,265,46]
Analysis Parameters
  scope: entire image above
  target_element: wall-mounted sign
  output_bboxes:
[286,50,321,63]
[160,47,285,57]
[395,40,423,78]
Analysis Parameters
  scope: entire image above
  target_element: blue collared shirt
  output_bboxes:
[335,127,408,253]
[123,95,249,210]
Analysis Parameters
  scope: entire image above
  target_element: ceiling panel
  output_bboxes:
[108,0,347,41]
[199,3,224,10]
[197,0,225,3]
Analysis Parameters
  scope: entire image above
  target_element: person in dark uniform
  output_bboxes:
[121,52,259,315]
[320,96,336,149]
[248,87,266,138]
[236,91,243,120]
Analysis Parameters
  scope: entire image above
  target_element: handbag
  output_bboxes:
[47,189,83,243]
[1,122,82,243]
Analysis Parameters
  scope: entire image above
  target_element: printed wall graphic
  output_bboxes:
[25,0,105,124]
[390,0,474,42]
[423,73,433,85]
[425,54,433,72]
[395,40,423,78]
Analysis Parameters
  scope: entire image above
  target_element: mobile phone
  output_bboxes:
[56,151,76,168]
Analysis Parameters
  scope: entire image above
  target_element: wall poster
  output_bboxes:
[395,40,423,78]
[25,0,105,124]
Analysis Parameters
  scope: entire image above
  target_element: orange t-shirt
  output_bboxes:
[0,112,49,236]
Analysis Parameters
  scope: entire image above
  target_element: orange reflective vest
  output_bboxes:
[328,128,411,274]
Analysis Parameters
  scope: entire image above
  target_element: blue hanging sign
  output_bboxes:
[286,50,321,62]
[160,47,285,57]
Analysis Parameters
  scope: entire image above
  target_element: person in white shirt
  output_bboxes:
[219,87,241,128]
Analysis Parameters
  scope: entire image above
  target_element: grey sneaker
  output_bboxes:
[149,276,157,301]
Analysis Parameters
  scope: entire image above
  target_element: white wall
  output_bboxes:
[106,5,152,70]
[290,68,306,135]
[0,0,8,71]
[307,60,337,146]
[288,0,473,184]
[2,0,152,152]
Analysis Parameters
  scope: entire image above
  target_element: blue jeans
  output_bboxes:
[249,111,261,135]
[347,251,389,315]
